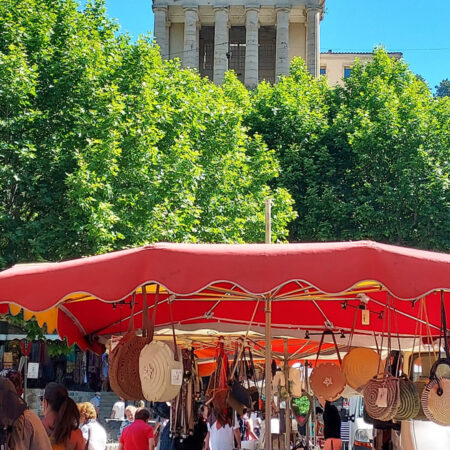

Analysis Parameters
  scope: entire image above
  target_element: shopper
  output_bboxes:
[78,402,107,450]
[111,397,126,420]
[323,402,342,450]
[118,405,137,439]
[41,382,85,450]
[89,392,101,416]
[0,375,52,450]
[205,411,241,450]
[119,407,154,450]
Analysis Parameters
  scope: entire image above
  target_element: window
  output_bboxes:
[320,67,326,75]
[228,27,246,83]
[344,67,352,79]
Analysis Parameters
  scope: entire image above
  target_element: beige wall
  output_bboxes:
[320,52,402,86]
[289,23,306,63]
[169,23,184,61]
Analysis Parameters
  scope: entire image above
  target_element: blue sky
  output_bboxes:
[102,0,449,90]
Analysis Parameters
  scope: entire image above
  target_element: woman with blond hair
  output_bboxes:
[77,402,107,450]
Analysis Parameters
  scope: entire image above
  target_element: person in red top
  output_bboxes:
[119,407,154,450]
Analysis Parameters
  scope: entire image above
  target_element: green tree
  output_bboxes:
[0,0,296,268]
[247,50,450,251]
[435,78,450,97]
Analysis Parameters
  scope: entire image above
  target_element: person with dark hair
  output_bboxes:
[41,382,85,450]
[119,407,154,450]
[204,410,241,450]
[323,402,342,450]
[0,375,52,450]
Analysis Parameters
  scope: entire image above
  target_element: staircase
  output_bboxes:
[98,391,121,420]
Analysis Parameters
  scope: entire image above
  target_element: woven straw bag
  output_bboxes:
[421,377,450,426]
[342,348,383,390]
[310,330,346,404]
[394,376,420,420]
[363,374,400,421]
[109,291,151,400]
[139,291,183,402]
[420,293,450,426]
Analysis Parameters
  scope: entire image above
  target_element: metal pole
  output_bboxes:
[305,362,310,450]
[24,356,28,402]
[265,198,272,244]
[264,297,272,450]
[284,339,291,450]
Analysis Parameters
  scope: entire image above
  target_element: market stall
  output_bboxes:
[0,241,449,449]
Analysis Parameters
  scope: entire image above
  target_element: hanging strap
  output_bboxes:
[147,284,160,342]
[440,290,450,360]
[169,298,179,361]
[347,302,359,352]
[315,330,342,367]
[127,292,137,333]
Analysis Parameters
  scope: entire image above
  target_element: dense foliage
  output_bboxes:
[0,0,295,268]
[1,1,448,271]
[247,51,449,251]
[435,78,450,98]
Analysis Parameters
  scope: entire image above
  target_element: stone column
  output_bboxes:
[214,7,229,84]
[275,8,290,79]
[306,7,321,77]
[153,6,169,59]
[183,7,199,69]
[245,7,259,89]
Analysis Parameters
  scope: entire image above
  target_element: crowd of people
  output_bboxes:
[0,368,343,450]
[0,369,155,450]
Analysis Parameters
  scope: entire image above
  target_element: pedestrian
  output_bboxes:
[111,397,125,420]
[89,392,101,417]
[323,402,342,450]
[119,407,154,450]
[41,382,85,450]
[100,352,109,392]
[205,411,241,450]
[0,375,52,450]
[118,405,137,439]
[78,402,107,450]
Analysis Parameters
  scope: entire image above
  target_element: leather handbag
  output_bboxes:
[309,330,346,404]
[109,291,150,400]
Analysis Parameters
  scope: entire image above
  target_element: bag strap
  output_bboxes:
[127,292,137,333]
[147,284,160,342]
[169,298,179,362]
[315,330,342,367]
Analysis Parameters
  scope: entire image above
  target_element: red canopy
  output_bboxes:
[0,241,449,349]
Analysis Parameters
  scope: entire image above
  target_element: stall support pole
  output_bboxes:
[284,339,291,450]
[305,362,310,450]
[264,296,272,450]
[265,198,272,244]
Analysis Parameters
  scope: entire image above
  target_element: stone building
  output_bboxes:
[320,50,403,86]
[152,0,325,88]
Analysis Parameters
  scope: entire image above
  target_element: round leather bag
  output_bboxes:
[342,348,383,390]
[113,332,149,400]
[421,378,450,426]
[394,377,420,420]
[363,375,400,421]
[139,341,183,402]
[309,363,346,404]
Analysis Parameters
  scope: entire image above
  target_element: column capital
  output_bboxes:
[183,6,198,13]
[276,7,291,15]
[245,5,260,12]
[213,6,229,13]
[152,5,167,13]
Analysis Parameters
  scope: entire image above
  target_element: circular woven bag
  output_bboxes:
[421,378,450,426]
[394,377,420,420]
[342,348,383,390]
[114,333,149,400]
[413,380,428,420]
[363,375,400,421]
[309,363,346,404]
[139,341,183,402]
[109,333,135,399]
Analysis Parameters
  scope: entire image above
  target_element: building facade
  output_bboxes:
[152,0,325,88]
[320,50,403,86]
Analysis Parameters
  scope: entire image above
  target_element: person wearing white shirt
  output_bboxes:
[78,402,107,450]
[111,397,126,420]
[205,414,241,450]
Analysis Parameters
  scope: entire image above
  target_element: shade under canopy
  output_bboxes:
[0,241,449,350]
